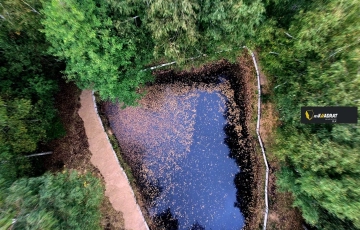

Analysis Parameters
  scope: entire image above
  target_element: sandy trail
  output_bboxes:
[78,90,148,230]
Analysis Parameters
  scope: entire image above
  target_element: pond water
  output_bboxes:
[105,84,245,230]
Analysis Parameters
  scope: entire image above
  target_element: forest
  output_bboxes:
[0,0,359,229]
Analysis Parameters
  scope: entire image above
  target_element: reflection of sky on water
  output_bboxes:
[106,88,244,230]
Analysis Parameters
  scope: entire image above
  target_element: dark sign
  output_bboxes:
[301,107,358,124]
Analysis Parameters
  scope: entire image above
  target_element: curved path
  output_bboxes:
[78,90,149,230]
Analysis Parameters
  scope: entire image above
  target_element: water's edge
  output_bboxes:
[152,61,256,225]
[98,60,256,229]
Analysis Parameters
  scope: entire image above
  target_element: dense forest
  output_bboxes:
[256,1,360,229]
[0,0,359,229]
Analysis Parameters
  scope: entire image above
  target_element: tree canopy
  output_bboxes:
[0,0,62,183]
[41,0,265,105]
[41,0,153,105]
[0,170,104,230]
[257,0,360,228]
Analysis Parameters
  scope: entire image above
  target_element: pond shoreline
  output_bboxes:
[152,60,257,229]
[98,58,259,230]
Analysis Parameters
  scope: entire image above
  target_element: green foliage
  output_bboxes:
[276,129,360,225]
[145,0,199,64]
[0,0,62,183]
[1,3,104,229]
[40,0,266,104]
[198,0,265,47]
[0,97,39,181]
[143,0,265,64]
[0,98,39,154]
[258,0,360,228]
[0,0,43,39]
[41,0,153,105]
[0,170,104,230]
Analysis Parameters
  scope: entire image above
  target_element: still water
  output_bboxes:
[105,86,244,230]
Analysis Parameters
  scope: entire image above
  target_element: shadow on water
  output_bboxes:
[154,208,179,230]
[104,61,255,230]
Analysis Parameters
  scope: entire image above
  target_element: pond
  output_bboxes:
[105,77,246,229]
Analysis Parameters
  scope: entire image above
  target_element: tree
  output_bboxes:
[0,97,39,182]
[144,0,265,65]
[257,0,360,228]
[276,129,360,228]
[0,0,43,38]
[41,0,266,105]
[0,170,104,230]
[145,0,199,64]
[41,0,153,105]
[0,0,63,183]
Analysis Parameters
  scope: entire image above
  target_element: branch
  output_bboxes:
[25,151,53,158]
[117,16,140,25]
[21,0,41,14]
[284,31,294,39]
[146,61,177,71]
[269,51,280,55]
[142,47,238,71]
[0,3,14,24]
[1,152,53,165]
[274,81,288,89]
[328,39,360,59]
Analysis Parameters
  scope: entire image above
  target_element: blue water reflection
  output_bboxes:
[106,89,244,230]
[149,91,244,229]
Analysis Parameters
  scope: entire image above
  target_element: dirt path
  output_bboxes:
[78,90,149,230]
